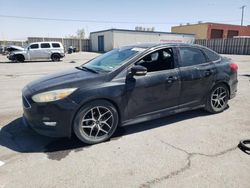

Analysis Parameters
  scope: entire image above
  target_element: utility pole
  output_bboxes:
[240,5,246,26]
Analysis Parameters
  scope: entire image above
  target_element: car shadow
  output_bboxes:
[0,109,211,155]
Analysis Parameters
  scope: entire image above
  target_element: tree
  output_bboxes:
[77,29,85,39]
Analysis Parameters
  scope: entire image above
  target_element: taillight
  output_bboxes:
[229,63,238,72]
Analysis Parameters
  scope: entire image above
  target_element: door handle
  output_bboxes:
[166,76,178,83]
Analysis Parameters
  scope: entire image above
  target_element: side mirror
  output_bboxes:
[131,65,147,76]
[27,47,30,50]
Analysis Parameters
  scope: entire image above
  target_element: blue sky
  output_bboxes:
[0,0,249,40]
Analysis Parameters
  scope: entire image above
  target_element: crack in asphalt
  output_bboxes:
[140,140,238,188]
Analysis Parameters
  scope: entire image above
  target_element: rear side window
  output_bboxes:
[202,48,220,61]
[30,44,39,49]
[179,47,207,67]
[52,43,60,48]
[41,43,51,48]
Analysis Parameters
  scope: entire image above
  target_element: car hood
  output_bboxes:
[7,45,25,52]
[26,68,106,93]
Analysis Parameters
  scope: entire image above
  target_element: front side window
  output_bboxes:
[82,47,145,73]
[179,47,207,67]
[136,48,174,72]
[29,44,39,49]
[41,43,51,48]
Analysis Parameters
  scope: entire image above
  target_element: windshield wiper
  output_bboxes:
[76,66,98,74]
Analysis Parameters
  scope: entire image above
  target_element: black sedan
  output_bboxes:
[22,43,238,144]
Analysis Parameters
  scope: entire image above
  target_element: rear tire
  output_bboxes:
[51,54,61,62]
[73,100,119,144]
[205,83,229,113]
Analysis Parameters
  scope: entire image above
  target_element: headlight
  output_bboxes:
[32,88,77,103]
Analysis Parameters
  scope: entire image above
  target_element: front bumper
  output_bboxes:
[22,87,79,138]
[7,54,15,61]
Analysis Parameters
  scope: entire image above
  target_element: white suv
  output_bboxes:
[8,42,65,62]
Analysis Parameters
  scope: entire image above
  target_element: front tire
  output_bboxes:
[73,100,119,144]
[14,54,25,62]
[205,84,229,113]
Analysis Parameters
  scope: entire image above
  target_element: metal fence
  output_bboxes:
[27,37,91,51]
[195,38,250,55]
[0,40,25,47]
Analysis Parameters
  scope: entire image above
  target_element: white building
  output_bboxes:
[90,29,195,52]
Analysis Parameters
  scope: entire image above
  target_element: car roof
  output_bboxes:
[29,41,62,45]
[123,43,203,49]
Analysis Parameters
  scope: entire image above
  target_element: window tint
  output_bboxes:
[41,43,50,48]
[202,48,220,61]
[52,43,60,48]
[179,47,207,67]
[30,44,39,49]
[136,48,174,72]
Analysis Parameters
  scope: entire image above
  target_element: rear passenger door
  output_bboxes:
[40,43,51,59]
[178,47,216,107]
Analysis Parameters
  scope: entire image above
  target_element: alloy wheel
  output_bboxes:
[211,87,228,111]
[81,106,114,139]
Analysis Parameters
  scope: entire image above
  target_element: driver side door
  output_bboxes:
[125,48,181,120]
[28,44,41,60]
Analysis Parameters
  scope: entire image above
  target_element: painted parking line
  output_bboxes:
[0,161,5,167]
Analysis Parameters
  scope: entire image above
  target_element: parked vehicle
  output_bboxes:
[68,46,77,54]
[22,43,238,144]
[0,46,7,55]
[8,42,65,62]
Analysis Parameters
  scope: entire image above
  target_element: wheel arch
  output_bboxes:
[14,54,25,61]
[70,97,121,137]
[212,81,231,96]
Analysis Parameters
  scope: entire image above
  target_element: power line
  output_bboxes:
[0,14,241,26]
[0,14,175,25]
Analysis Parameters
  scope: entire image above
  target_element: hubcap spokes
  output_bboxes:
[81,106,113,139]
[211,87,227,110]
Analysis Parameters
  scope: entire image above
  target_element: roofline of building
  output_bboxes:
[172,22,250,28]
[90,28,195,36]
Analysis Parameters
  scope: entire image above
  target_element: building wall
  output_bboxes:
[172,23,250,40]
[171,24,209,39]
[90,30,195,52]
[112,31,195,49]
[207,23,250,39]
[90,31,114,52]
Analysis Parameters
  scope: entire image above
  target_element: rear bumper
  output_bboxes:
[60,53,65,58]
[229,79,238,99]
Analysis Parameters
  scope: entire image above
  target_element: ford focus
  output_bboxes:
[22,43,238,144]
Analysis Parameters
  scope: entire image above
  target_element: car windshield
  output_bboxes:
[81,47,146,73]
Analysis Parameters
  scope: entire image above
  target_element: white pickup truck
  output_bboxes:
[8,42,65,62]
